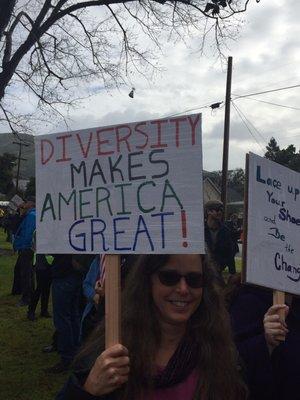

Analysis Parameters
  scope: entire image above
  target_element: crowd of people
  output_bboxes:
[2,198,299,400]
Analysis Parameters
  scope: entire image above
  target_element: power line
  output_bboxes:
[232,101,267,146]
[233,84,300,100]
[231,101,265,153]
[161,83,299,120]
[235,96,300,111]
[13,141,29,193]
[162,102,217,119]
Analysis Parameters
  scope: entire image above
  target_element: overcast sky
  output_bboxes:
[2,0,300,171]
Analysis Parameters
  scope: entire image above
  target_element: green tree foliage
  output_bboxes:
[228,168,245,197]
[0,152,16,194]
[206,168,245,199]
[265,137,300,172]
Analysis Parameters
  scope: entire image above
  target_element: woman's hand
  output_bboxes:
[263,304,289,353]
[83,344,130,396]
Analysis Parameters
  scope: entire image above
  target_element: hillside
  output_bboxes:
[0,133,35,179]
[0,133,244,203]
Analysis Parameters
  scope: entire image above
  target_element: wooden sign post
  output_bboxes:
[273,290,286,321]
[105,255,121,348]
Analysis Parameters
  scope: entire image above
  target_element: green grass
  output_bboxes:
[0,229,66,400]
[236,257,242,273]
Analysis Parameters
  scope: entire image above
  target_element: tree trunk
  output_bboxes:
[0,27,44,102]
[0,0,16,40]
[0,68,15,102]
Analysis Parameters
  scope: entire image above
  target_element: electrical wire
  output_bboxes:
[231,101,265,153]
[162,102,215,119]
[234,96,300,111]
[232,101,267,146]
[161,83,299,120]
[233,84,300,100]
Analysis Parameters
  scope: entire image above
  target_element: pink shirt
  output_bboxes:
[142,368,199,400]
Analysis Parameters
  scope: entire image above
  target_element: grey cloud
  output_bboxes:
[206,119,261,143]
[51,108,160,133]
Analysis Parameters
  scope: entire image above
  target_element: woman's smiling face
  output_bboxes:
[151,254,203,328]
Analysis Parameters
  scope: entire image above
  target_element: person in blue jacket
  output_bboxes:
[80,255,139,344]
[80,256,102,343]
[13,197,36,306]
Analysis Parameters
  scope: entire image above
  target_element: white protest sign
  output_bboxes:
[245,152,300,295]
[9,194,24,211]
[35,114,205,254]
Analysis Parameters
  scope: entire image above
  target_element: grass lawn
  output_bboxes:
[0,229,66,400]
[236,257,242,273]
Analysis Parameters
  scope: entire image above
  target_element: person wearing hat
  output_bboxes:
[204,200,236,278]
[13,197,36,306]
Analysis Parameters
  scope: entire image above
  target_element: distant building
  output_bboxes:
[12,178,29,192]
[202,176,244,217]
[203,177,221,203]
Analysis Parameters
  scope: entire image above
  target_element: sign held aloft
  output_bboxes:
[245,153,300,295]
[35,114,205,254]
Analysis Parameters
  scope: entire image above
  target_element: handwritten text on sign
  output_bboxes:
[246,153,300,294]
[35,114,205,254]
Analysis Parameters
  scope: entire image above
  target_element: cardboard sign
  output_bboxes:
[9,194,24,211]
[35,114,205,254]
[245,153,300,295]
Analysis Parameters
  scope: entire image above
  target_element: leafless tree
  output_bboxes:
[0,0,257,134]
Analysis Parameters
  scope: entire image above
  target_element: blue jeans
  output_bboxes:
[52,274,82,364]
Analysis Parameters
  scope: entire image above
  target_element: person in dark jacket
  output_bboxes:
[10,207,25,295]
[272,296,300,400]
[57,254,247,400]
[46,254,94,374]
[225,213,241,256]
[231,289,300,400]
[204,200,236,276]
[13,198,36,306]
[225,274,290,400]
[27,254,53,321]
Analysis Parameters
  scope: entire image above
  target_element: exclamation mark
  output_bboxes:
[181,210,188,248]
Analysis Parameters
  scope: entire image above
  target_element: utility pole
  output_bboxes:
[13,141,29,193]
[221,56,233,220]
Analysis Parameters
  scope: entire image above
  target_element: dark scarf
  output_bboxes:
[153,334,200,389]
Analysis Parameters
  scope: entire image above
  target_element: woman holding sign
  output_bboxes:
[60,254,246,400]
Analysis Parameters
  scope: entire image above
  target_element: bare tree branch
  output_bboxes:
[0,0,255,133]
[0,0,17,41]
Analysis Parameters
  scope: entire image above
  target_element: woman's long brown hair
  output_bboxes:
[75,255,247,400]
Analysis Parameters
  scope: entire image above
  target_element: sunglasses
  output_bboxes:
[157,270,204,289]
